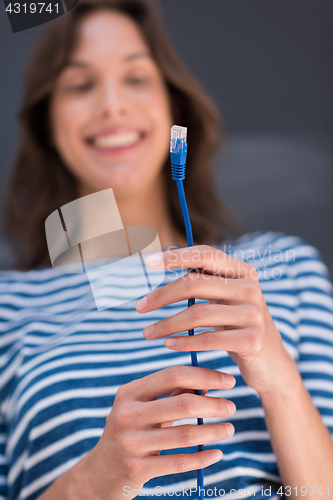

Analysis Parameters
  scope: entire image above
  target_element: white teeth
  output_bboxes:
[92,132,141,148]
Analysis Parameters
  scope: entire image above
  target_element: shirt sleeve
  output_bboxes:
[290,240,333,437]
[0,412,8,500]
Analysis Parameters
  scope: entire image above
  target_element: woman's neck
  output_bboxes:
[78,174,186,251]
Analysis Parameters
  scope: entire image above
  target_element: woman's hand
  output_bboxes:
[136,245,297,399]
[62,365,236,500]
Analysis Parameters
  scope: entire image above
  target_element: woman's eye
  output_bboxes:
[67,82,94,92]
[127,76,150,86]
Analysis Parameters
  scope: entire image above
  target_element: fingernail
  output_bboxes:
[143,324,155,338]
[136,296,147,312]
[165,338,176,347]
[145,254,162,267]
[210,450,223,461]
[225,423,235,437]
[227,401,236,414]
[223,374,236,387]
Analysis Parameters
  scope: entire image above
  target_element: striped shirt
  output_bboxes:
[0,230,333,500]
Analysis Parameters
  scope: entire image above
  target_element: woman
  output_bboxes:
[1,0,333,499]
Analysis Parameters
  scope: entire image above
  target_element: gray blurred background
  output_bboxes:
[0,0,332,276]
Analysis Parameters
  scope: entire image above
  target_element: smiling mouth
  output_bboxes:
[85,131,146,149]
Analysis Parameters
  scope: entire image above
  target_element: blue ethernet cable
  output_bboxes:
[170,125,204,500]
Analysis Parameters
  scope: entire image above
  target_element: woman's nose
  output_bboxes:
[97,79,127,118]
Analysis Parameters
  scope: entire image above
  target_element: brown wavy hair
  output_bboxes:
[3,0,239,270]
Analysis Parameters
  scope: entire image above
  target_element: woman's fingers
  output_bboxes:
[136,393,236,427]
[121,365,235,402]
[135,274,259,313]
[142,303,254,340]
[138,422,234,453]
[142,449,224,478]
[144,245,258,282]
[164,327,259,354]
[161,388,209,427]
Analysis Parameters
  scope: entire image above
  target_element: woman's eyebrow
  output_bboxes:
[63,52,151,69]
[123,51,151,62]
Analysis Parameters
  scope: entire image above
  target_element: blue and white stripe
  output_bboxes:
[0,231,333,500]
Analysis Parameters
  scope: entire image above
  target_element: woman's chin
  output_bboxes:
[80,168,145,197]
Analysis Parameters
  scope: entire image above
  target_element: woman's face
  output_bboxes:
[50,10,173,198]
